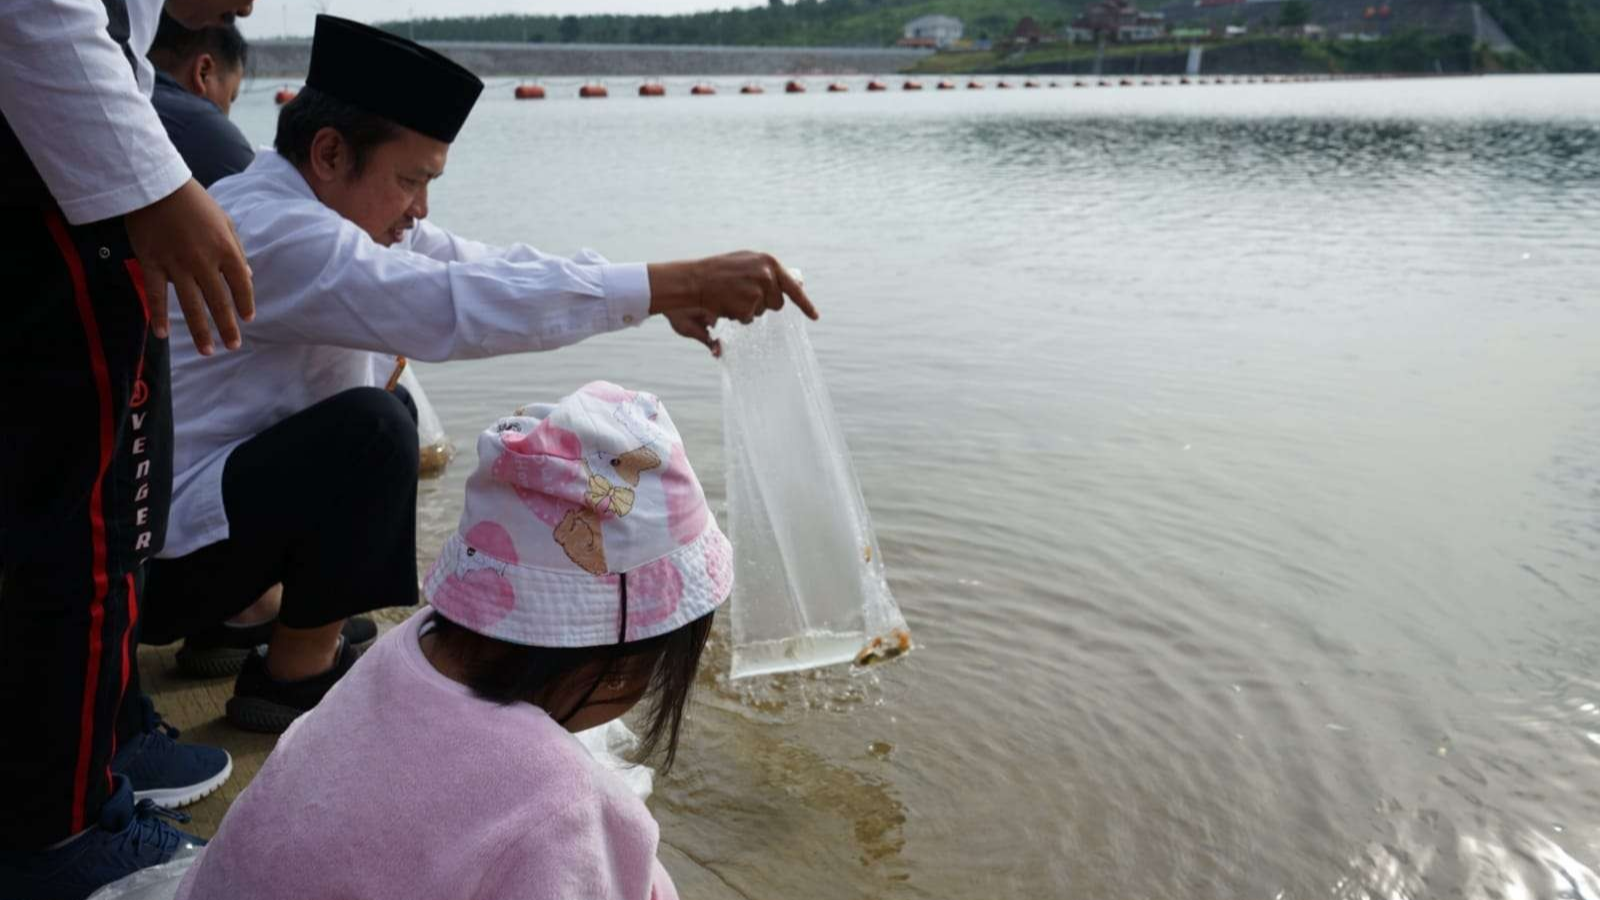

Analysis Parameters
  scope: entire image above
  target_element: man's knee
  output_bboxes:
[332,388,420,477]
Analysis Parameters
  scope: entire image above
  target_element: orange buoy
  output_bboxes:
[638,82,666,97]
[866,79,888,91]
[690,83,716,95]
[937,79,956,90]
[513,84,546,100]
[903,79,923,90]
[740,83,765,94]
[968,79,984,89]
[579,83,608,98]
[828,81,849,92]
[785,79,806,93]
[1024,78,1040,88]
[274,87,297,105]
[997,80,1013,89]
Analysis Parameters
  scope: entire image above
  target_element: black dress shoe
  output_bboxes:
[176,615,377,678]
[225,636,364,734]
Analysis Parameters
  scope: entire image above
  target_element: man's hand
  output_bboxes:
[647,251,817,326]
[125,179,254,356]
[664,308,723,358]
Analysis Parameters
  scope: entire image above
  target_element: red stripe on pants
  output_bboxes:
[46,212,117,834]
[114,573,139,762]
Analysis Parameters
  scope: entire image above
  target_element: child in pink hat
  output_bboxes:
[174,382,732,900]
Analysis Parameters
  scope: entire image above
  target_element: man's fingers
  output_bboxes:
[198,268,242,350]
[172,276,214,356]
[671,311,721,357]
[222,230,255,323]
[775,265,819,320]
[143,263,171,339]
[762,259,783,312]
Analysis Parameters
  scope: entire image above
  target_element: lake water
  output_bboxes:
[233,74,1600,898]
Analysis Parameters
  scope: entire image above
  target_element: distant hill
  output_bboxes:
[378,0,1599,71]
[379,0,1079,48]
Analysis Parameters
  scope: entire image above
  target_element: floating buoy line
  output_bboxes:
[250,72,1404,107]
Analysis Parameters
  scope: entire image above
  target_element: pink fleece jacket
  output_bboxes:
[175,611,679,900]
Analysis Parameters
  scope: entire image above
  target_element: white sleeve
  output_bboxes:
[236,203,653,362]
[405,218,606,268]
[0,0,191,223]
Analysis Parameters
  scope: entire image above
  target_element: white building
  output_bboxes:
[903,15,965,48]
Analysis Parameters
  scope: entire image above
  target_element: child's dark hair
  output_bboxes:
[427,610,714,774]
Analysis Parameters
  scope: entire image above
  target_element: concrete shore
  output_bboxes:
[247,39,932,79]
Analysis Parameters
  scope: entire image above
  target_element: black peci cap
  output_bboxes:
[305,15,483,143]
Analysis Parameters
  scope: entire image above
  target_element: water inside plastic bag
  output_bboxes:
[397,366,455,477]
[717,305,911,680]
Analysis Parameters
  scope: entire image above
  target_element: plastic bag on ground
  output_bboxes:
[576,719,654,801]
[397,365,455,477]
[87,847,200,900]
[717,304,911,680]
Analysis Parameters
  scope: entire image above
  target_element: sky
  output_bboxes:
[236,0,769,40]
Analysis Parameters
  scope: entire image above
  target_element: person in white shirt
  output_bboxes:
[0,1,259,897]
[143,16,816,736]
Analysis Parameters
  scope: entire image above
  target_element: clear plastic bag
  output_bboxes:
[717,304,911,680]
[87,847,200,900]
[397,365,455,477]
[576,719,654,801]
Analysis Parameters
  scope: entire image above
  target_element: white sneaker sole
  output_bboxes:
[132,752,233,809]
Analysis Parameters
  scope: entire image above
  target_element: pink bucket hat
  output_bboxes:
[423,381,733,647]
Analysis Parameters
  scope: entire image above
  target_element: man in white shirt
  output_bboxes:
[145,16,815,735]
[0,0,259,896]
[145,11,383,682]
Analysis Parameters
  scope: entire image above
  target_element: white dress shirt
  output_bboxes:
[0,0,191,223]
[162,148,651,558]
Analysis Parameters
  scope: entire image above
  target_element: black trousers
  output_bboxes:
[142,386,420,649]
[0,208,171,848]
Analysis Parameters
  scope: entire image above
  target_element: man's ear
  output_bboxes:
[307,127,347,184]
[190,53,215,93]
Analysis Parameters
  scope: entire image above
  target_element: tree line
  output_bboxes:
[375,0,1077,48]
[375,0,1598,70]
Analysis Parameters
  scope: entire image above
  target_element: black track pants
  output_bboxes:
[0,208,171,849]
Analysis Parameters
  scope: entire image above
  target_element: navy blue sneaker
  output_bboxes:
[0,775,205,900]
[111,694,232,808]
